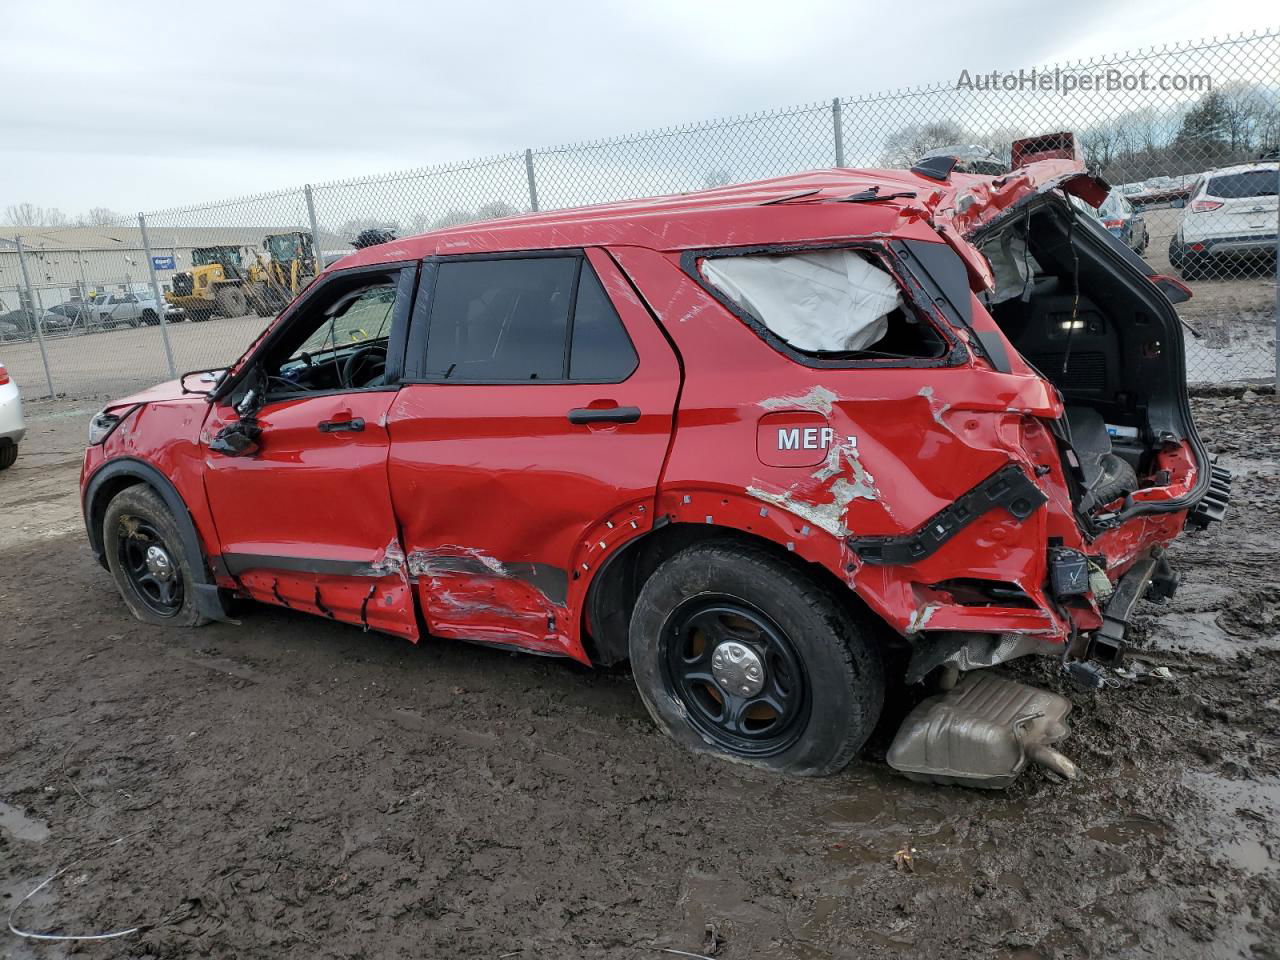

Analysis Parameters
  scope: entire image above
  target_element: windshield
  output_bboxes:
[1205,169,1279,199]
[192,247,242,267]
[1099,193,1129,218]
[266,235,302,261]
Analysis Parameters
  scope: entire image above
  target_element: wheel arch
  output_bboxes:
[581,519,884,667]
[84,457,234,622]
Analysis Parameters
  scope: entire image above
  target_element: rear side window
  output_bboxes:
[569,266,638,380]
[699,247,945,360]
[1205,170,1279,199]
[422,256,637,382]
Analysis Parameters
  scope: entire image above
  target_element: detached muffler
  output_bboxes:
[887,672,1078,789]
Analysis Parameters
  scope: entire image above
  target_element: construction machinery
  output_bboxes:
[251,232,320,316]
[165,232,320,321]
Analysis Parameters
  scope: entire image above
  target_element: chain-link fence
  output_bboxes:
[2,29,1277,399]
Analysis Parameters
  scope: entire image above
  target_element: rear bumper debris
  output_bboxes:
[887,672,1077,788]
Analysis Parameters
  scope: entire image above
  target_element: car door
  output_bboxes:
[386,248,680,661]
[201,264,419,639]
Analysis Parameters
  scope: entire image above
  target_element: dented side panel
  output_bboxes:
[385,248,681,663]
[610,243,1164,648]
[200,390,417,637]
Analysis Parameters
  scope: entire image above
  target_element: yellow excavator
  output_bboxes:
[165,232,319,321]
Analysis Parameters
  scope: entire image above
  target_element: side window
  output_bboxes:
[569,265,638,380]
[422,256,638,382]
[262,271,403,396]
[425,258,576,380]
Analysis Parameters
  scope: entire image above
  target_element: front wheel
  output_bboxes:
[215,286,247,318]
[629,540,884,776]
[0,443,17,470]
[103,486,208,627]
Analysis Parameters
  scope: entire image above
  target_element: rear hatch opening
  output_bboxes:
[974,195,1212,530]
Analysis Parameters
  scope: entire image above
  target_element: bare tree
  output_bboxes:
[4,202,73,227]
[878,121,969,168]
[1079,121,1124,170]
[84,207,122,226]
[474,200,521,221]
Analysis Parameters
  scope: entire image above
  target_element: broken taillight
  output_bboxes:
[1101,218,1124,228]
[1191,199,1224,213]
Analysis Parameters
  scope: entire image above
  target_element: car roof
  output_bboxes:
[1205,161,1280,178]
[333,167,990,270]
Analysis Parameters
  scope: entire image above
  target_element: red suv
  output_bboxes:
[82,134,1226,783]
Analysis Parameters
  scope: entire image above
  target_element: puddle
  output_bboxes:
[1146,609,1275,656]
[0,801,50,843]
[1182,771,1280,875]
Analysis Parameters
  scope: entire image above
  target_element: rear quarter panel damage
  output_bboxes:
[610,242,1120,646]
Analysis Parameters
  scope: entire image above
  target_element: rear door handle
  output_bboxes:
[567,406,641,425]
[318,417,365,433]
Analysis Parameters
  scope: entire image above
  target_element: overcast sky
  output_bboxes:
[2,0,1276,218]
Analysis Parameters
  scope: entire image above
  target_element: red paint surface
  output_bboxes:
[81,142,1197,664]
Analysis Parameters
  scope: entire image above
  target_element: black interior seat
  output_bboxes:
[1065,407,1138,512]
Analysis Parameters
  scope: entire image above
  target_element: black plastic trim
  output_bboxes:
[848,463,1047,565]
[567,406,641,424]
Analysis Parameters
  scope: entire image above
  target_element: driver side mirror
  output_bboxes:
[209,419,261,457]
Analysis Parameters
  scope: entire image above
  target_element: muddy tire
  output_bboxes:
[103,486,208,627]
[629,540,884,777]
[215,286,247,318]
[0,443,17,470]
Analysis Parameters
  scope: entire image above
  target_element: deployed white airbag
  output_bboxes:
[700,249,902,353]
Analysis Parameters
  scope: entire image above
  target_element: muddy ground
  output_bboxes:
[1,394,1278,960]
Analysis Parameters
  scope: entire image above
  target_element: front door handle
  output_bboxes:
[318,417,365,433]
[567,406,641,425]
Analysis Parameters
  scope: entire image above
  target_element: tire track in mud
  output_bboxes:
[1,396,1278,959]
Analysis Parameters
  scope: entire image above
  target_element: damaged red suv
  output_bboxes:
[82,133,1227,786]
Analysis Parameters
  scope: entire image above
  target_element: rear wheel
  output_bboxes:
[140,309,158,326]
[103,486,208,627]
[629,541,884,776]
[1180,254,1210,280]
[214,286,247,318]
[0,443,17,470]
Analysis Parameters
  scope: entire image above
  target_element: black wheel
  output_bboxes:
[103,486,208,627]
[0,443,17,470]
[629,540,884,776]
[140,309,158,326]
[1180,254,1209,280]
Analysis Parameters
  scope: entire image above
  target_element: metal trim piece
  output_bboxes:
[848,463,1047,565]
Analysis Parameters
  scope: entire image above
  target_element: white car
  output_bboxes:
[0,359,25,470]
[97,291,185,328]
[1169,162,1279,278]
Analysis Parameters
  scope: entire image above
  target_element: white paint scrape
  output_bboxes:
[758,385,839,416]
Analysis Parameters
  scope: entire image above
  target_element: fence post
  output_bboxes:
[524,149,540,212]
[1274,195,1279,394]
[138,213,177,380]
[832,97,845,168]
[304,184,323,263]
[14,236,55,398]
